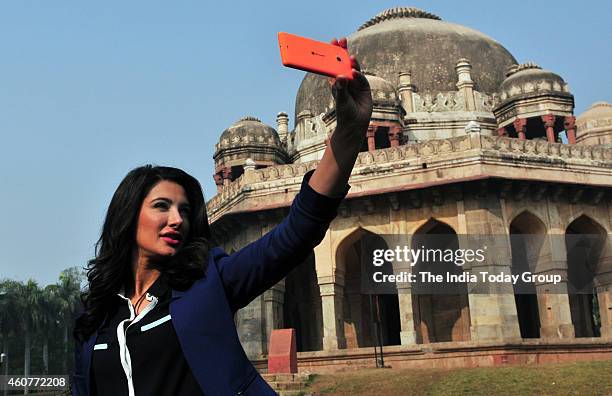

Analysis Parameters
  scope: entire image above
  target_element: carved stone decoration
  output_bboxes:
[404,144,419,158]
[338,203,351,218]
[510,138,525,152]
[269,167,279,178]
[465,121,481,134]
[438,140,453,153]
[376,151,387,162]
[481,136,496,149]
[524,140,537,154]
[536,140,550,155]
[590,190,605,205]
[422,94,435,112]
[559,145,571,158]
[454,135,472,150]
[420,142,435,156]
[570,188,585,204]
[408,191,423,208]
[475,91,493,111]
[514,182,529,201]
[452,92,466,111]
[592,147,603,160]
[433,93,450,111]
[532,184,547,202]
[281,165,294,177]
[388,147,402,161]
[449,185,464,201]
[388,193,400,211]
[358,7,441,31]
[431,189,444,206]
[498,181,513,199]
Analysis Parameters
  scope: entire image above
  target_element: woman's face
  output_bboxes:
[135,180,191,261]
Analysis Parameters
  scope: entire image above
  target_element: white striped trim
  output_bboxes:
[93,343,108,350]
[141,314,171,332]
[115,293,159,396]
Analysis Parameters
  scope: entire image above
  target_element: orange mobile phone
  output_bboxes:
[278,32,353,79]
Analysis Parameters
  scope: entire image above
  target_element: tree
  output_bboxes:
[55,267,84,373]
[39,285,61,374]
[7,279,42,394]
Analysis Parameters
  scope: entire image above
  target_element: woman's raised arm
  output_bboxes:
[307,37,373,197]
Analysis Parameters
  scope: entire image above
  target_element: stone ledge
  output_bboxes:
[252,339,612,373]
[208,135,612,222]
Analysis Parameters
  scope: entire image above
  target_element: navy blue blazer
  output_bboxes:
[73,170,349,396]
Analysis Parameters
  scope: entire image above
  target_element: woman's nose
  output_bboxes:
[168,208,184,228]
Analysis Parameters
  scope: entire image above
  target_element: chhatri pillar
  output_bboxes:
[388,125,402,147]
[541,114,556,143]
[564,115,576,144]
[222,166,232,186]
[367,124,378,151]
[513,118,527,140]
[213,173,223,193]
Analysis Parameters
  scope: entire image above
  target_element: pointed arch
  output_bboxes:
[412,218,471,343]
[508,210,547,235]
[413,217,457,235]
[334,227,401,348]
[565,214,609,338]
[509,210,548,338]
[284,252,322,351]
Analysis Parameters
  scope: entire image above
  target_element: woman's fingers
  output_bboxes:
[338,37,348,49]
[350,55,362,72]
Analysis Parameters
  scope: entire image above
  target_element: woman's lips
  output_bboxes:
[161,236,181,245]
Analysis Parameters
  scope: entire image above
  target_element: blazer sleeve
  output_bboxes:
[216,169,349,312]
[71,340,87,396]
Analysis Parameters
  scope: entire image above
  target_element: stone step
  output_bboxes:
[268,381,307,390]
[276,391,313,396]
[262,373,312,383]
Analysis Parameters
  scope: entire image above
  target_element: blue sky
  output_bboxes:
[0,1,610,286]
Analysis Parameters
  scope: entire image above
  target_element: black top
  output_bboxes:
[91,276,204,396]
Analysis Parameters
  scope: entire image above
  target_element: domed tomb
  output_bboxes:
[576,102,612,146]
[214,116,287,183]
[295,7,517,121]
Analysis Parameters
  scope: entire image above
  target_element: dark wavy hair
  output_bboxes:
[74,165,212,342]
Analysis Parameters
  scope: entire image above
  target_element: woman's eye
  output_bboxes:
[180,207,191,216]
[154,202,169,210]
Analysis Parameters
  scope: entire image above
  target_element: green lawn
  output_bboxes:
[306,360,612,395]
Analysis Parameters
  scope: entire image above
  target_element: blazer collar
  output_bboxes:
[171,288,186,301]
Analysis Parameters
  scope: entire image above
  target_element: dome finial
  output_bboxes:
[358,7,442,31]
[238,116,261,123]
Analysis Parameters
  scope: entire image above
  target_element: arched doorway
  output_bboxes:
[566,215,608,337]
[412,219,470,343]
[283,253,323,351]
[509,211,546,338]
[339,229,401,348]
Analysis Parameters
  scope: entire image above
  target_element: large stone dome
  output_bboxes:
[294,7,517,121]
[576,102,612,146]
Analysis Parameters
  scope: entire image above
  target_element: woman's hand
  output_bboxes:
[307,37,373,198]
[329,37,373,135]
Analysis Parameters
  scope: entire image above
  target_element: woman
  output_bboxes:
[72,38,372,396]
